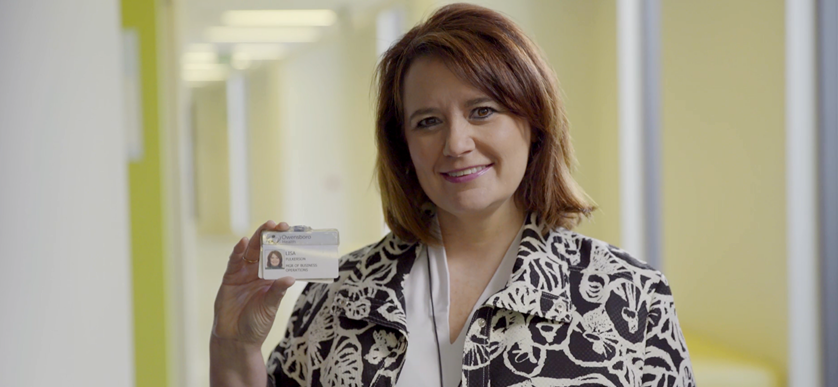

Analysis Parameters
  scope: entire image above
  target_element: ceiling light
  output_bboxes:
[182,63,226,71]
[205,27,319,43]
[222,10,337,27]
[182,51,218,64]
[182,44,218,63]
[232,44,287,60]
[187,43,215,52]
[182,68,228,82]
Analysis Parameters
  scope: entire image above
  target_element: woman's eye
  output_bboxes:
[417,117,440,128]
[472,107,496,119]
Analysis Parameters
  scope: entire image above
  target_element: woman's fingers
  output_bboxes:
[241,220,277,265]
[214,222,297,347]
[227,236,248,261]
[223,221,281,284]
[265,276,296,307]
[223,220,297,285]
[223,237,249,275]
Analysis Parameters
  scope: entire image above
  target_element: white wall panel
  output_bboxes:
[0,1,135,386]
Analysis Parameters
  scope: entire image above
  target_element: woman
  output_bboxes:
[266,250,283,269]
[211,3,694,387]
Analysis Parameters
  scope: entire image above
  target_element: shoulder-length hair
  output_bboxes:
[374,3,594,244]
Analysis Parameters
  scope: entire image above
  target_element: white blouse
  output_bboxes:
[396,225,524,387]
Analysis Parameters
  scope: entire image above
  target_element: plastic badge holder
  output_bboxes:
[259,226,339,282]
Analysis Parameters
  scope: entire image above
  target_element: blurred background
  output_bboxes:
[1,0,836,386]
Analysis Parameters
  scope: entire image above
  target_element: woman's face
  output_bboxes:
[402,56,532,219]
[270,254,281,267]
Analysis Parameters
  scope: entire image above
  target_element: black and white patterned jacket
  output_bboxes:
[267,213,695,386]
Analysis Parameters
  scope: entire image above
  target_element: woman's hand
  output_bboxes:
[213,220,296,346]
[210,221,295,387]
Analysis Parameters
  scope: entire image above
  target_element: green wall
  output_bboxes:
[122,0,169,386]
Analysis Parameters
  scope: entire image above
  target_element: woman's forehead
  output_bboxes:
[402,58,491,109]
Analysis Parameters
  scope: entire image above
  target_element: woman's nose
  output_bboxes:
[442,118,475,157]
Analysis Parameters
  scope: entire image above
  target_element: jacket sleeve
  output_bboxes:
[266,282,327,387]
[641,272,695,386]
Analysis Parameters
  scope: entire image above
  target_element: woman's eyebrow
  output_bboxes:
[464,97,495,107]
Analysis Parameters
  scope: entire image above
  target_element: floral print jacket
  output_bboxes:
[267,214,695,386]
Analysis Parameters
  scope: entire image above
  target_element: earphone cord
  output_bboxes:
[426,247,445,387]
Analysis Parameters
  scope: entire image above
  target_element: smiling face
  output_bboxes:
[269,252,281,267]
[402,56,532,219]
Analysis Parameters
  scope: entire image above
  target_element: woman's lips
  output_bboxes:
[440,164,492,183]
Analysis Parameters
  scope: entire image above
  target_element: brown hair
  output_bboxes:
[375,3,594,244]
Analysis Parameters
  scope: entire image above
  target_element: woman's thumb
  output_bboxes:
[265,276,296,307]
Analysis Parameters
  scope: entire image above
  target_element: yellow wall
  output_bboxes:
[406,0,438,25]
[661,0,787,378]
[247,64,286,230]
[261,29,384,254]
[122,0,169,386]
[193,83,232,235]
[530,0,620,246]
[340,17,387,252]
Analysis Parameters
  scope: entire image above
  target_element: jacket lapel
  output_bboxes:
[484,213,575,323]
[333,234,418,335]
[332,212,575,336]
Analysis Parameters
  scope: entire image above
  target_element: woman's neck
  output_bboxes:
[436,201,526,264]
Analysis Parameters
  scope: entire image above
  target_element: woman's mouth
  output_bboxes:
[441,164,492,183]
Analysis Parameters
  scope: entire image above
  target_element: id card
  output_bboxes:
[259,227,339,282]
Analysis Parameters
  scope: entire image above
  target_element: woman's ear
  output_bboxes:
[528,130,541,156]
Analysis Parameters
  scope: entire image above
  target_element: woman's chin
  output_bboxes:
[436,197,508,218]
